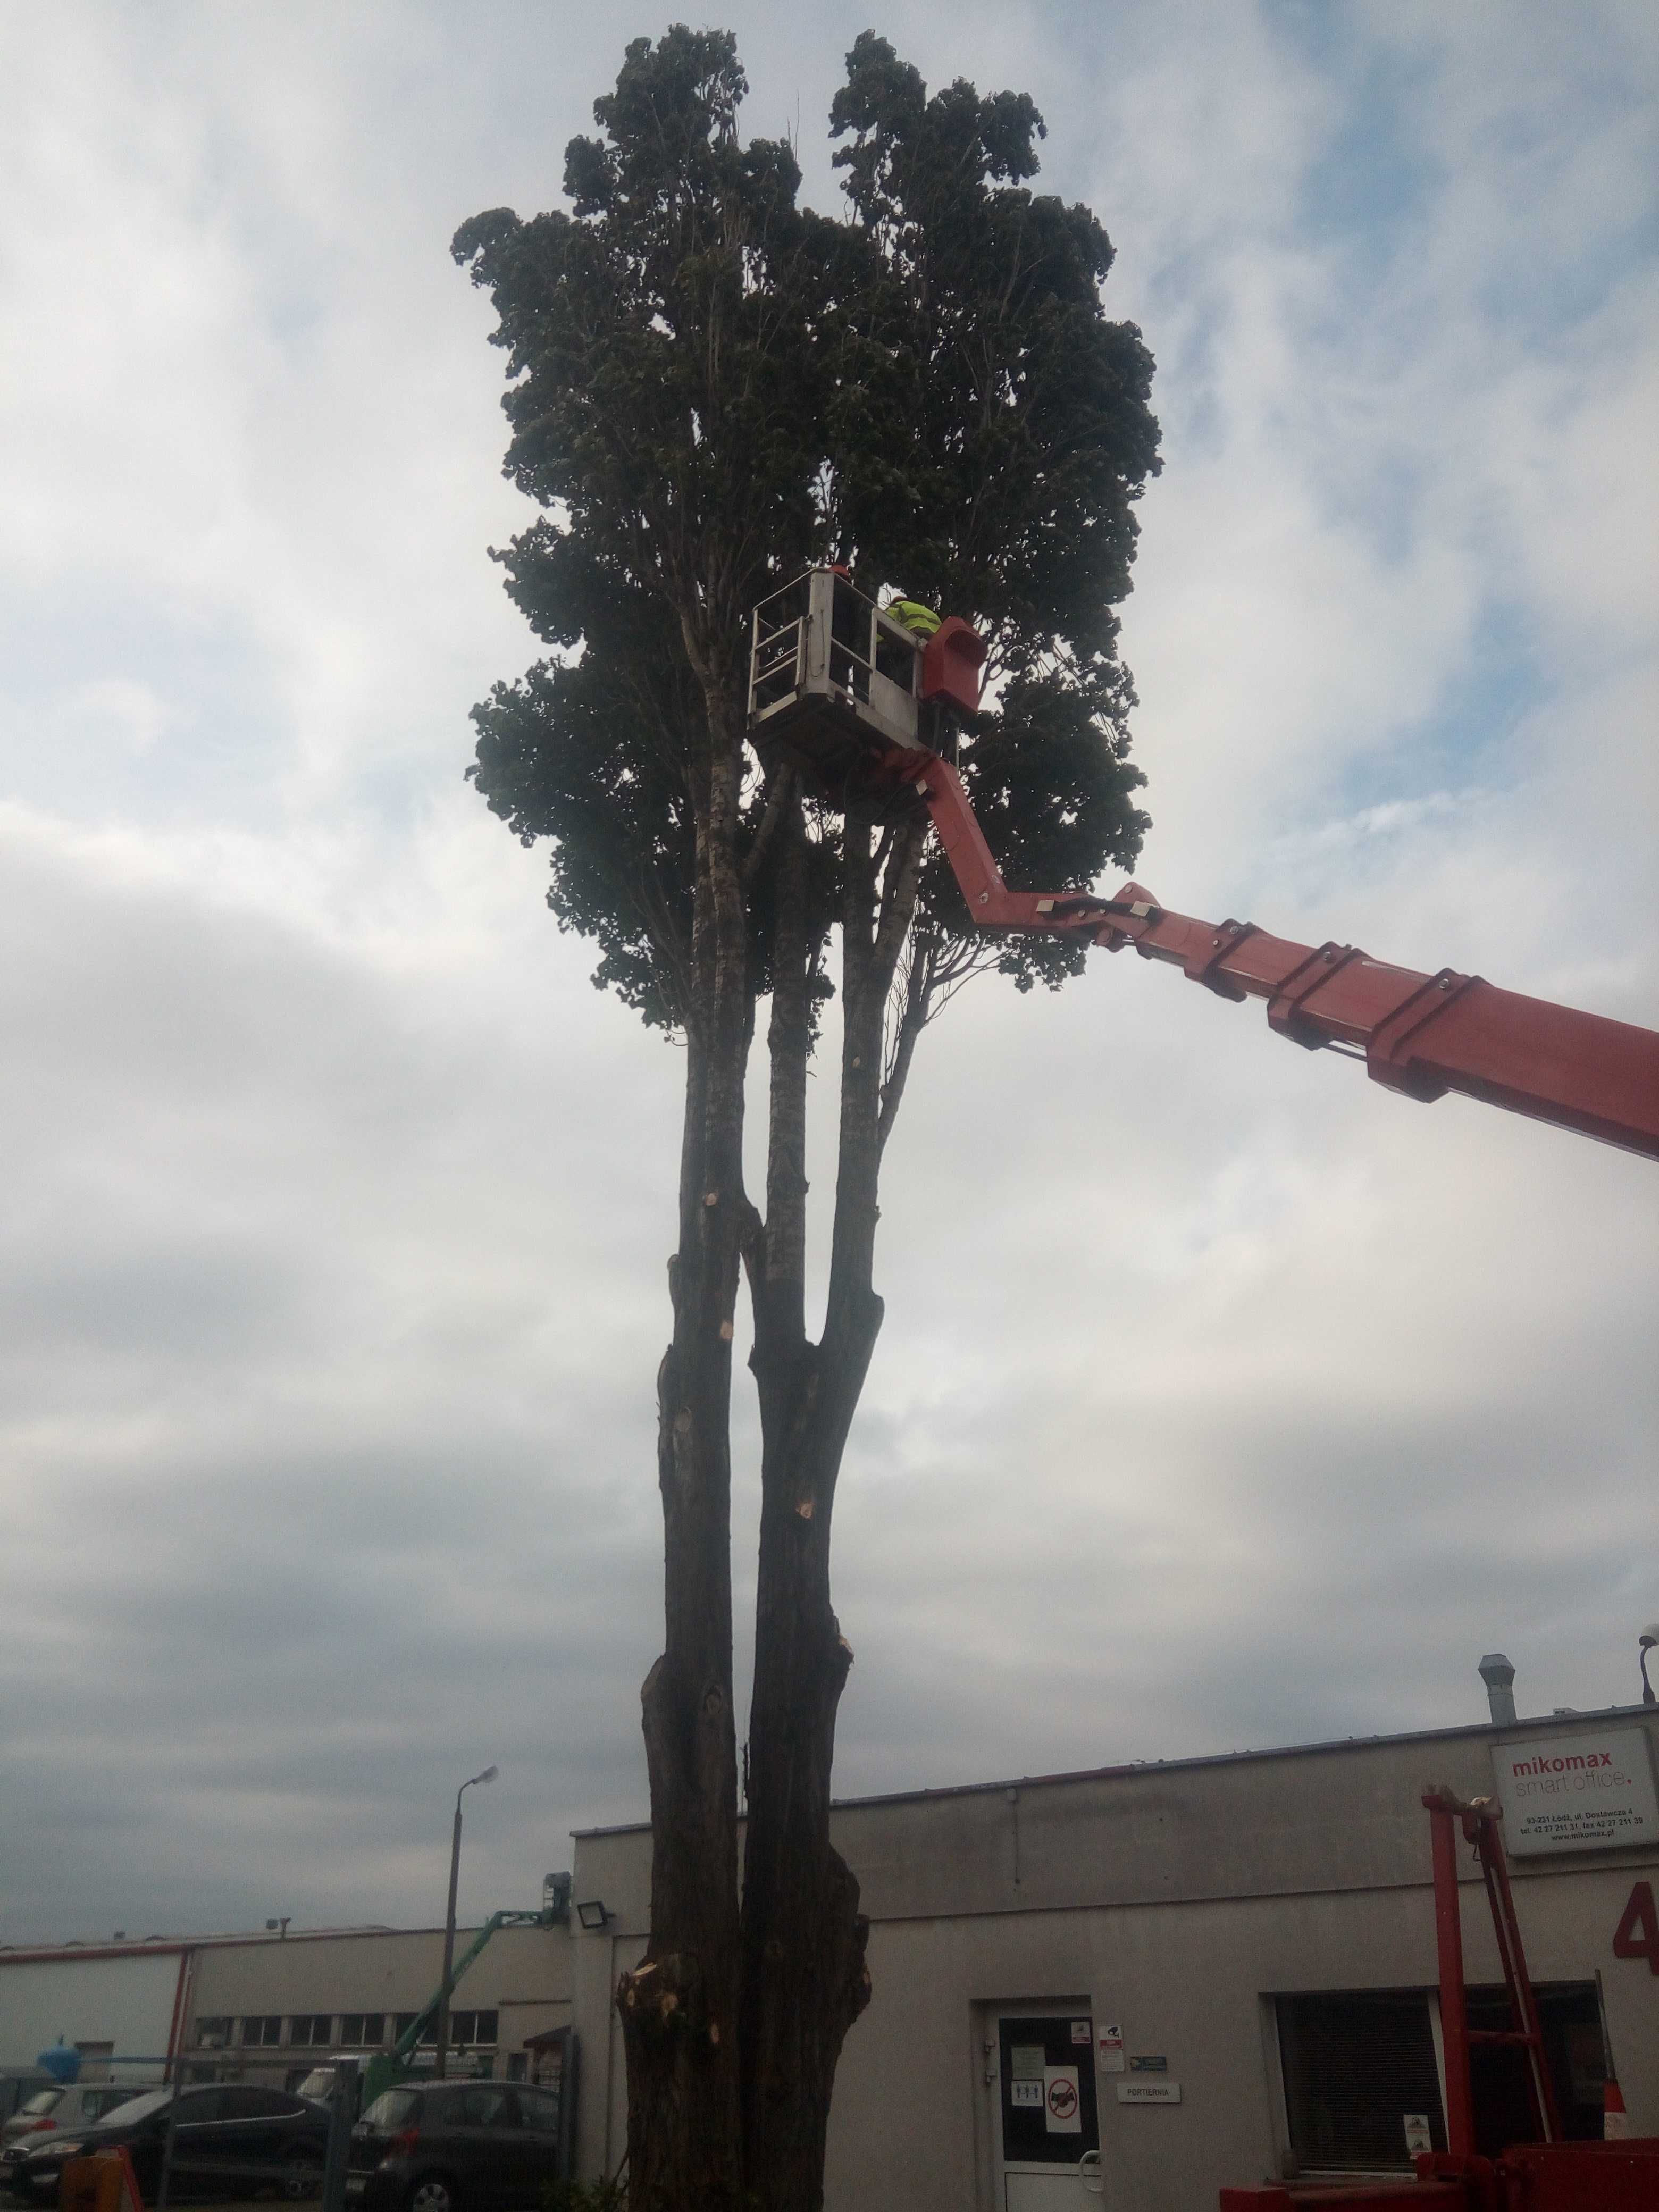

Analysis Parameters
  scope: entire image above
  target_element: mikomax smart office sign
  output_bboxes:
[1492,1724,1659,1856]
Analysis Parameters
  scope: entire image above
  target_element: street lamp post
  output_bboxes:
[435,1764,497,2080]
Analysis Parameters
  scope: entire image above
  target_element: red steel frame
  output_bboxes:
[889,752,1659,1163]
[1421,1788,1560,2156]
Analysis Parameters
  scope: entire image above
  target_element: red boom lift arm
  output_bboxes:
[890,752,1659,1164]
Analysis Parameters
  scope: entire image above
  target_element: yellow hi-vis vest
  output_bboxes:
[888,598,942,639]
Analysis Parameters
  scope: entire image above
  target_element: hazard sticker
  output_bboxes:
[1043,2066,1082,2133]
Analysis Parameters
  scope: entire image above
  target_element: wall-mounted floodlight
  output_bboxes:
[1640,1622,1659,1707]
[265,1918,291,1939]
[576,1900,612,1932]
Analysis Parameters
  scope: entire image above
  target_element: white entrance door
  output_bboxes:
[994,2011,1102,2210]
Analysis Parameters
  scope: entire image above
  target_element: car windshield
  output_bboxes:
[18,2094,63,2117]
[88,2090,173,2129]
[361,2091,418,2131]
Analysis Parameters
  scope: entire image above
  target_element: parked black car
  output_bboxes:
[347,2083,565,2212]
[6,2084,329,2204]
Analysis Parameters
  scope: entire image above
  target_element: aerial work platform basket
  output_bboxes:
[747,568,985,788]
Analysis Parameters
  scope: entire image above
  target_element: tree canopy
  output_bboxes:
[455,27,1161,1041]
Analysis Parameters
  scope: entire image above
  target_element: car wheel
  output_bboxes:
[280,2154,324,2201]
[406,2176,458,2212]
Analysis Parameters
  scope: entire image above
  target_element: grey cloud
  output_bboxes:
[0,0,1653,1949]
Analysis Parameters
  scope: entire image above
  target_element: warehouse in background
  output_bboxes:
[0,1911,575,2101]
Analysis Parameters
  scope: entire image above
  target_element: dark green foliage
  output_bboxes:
[826,35,1161,678]
[468,527,700,1027]
[455,26,1160,1037]
[451,28,839,677]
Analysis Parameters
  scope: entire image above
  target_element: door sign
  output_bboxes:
[1070,2020,1092,2045]
[1043,2067,1082,2133]
[1009,2081,1043,2108]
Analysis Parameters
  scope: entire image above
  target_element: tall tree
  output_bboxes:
[454,29,1159,2208]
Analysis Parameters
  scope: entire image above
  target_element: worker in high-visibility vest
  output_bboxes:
[887,593,942,639]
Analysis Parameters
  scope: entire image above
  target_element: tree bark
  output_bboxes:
[621,728,929,2211]
[619,690,751,2212]
[736,805,927,2210]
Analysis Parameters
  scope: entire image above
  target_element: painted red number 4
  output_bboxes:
[1612,1881,1659,1974]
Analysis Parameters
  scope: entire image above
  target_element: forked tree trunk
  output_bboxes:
[738,803,926,2209]
[621,702,928,2210]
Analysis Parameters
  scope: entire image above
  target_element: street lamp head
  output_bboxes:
[474,1764,499,1786]
[1640,1624,1659,1706]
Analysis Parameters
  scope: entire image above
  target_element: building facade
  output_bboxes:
[0,1922,574,2094]
[566,1705,1659,2210]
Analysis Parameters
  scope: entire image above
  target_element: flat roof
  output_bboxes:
[0,1924,436,1966]
[571,1701,1655,1839]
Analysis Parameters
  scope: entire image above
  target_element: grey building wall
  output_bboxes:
[0,1925,575,2083]
[0,1947,187,2073]
[567,1707,1659,2209]
[185,1923,574,2072]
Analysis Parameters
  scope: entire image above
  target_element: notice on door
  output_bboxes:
[1491,1726,1659,1856]
[1043,2067,1082,2133]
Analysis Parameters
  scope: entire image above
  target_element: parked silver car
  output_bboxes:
[2,2085,153,2150]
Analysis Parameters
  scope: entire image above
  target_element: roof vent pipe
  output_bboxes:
[1479,1653,1518,1726]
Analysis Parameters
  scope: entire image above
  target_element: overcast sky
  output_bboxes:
[1,1,1654,1948]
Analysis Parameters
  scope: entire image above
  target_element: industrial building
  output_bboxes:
[4,1695,1654,2209]
[564,1699,1657,2207]
[0,1920,573,2094]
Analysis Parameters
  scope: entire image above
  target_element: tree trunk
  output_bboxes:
[736,806,926,2209]
[619,695,751,2212]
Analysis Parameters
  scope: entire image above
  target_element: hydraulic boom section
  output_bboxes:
[896,751,1659,1162]
[742,573,1659,1162]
